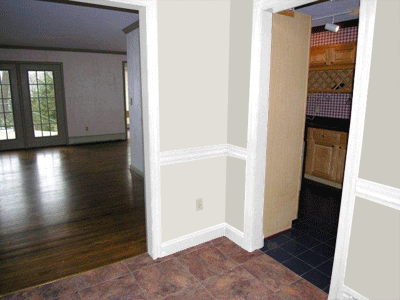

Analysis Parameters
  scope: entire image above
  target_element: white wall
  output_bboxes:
[127,29,144,175]
[157,0,231,243]
[0,49,127,139]
[158,0,230,152]
[226,0,252,148]
[344,1,400,298]
[161,157,227,242]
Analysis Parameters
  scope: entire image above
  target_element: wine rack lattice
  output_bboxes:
[308,68,354,93]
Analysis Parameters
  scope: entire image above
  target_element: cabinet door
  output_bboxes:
[309,46,330,67]
[305,140,336,181]
[329,43,357,66]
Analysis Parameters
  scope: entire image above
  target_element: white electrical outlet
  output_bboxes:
[315,106,320,113]
[196,198,203,211]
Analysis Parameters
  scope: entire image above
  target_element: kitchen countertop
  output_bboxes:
[305,116,350,133]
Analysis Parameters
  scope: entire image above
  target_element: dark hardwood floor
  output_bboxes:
[0,141,146,296]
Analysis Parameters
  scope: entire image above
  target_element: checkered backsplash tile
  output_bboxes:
[310,26,358,47]
[306,93,352,119]
[307,26,358,119]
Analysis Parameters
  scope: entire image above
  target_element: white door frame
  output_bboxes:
[70,0,162,258]
[247,0,378,299]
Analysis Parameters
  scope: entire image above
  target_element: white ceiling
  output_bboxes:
[0,0,139,52]
[296,0,360,27]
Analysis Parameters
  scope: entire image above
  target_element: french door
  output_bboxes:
[0,63,67,150]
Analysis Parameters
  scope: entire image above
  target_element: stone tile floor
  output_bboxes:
[1,237,328,300]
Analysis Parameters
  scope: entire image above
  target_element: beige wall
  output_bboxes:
[161,157,227,242]
[263,12,311,237]
[345,197,400,299]
[157,0,230,152]
[226,0,253,148]
[345,1,400,298]
[157,0,232,242]
[358,0,400,189]
[225,157,246,231]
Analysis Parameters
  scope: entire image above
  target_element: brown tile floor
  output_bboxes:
[0,237,328,300]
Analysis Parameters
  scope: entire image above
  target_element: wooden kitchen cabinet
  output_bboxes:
[309,43,357,69]
[305,128,348,185]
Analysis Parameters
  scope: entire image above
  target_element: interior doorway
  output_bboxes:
[255,0,376,298]
[0,62,68,150]
[123,61,130,138]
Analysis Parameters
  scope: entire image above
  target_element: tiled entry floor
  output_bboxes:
[261,219,337,294]
[1,236,327,300]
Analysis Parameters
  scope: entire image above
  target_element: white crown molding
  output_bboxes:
[160,144,248,165]
[356,179,400,210]
[160,223,245,257]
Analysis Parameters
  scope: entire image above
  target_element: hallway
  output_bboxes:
[0,141,146,296]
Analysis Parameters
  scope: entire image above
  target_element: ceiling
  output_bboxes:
[296,0,360,27]
[0,0,138,53]
[0,0,358,53]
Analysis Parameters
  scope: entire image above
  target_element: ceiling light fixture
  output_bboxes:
[325,15,340,32]
[313,9,356,33]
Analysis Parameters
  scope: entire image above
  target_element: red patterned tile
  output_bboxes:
[177,245,237,281]
[53,291,80,300]
[134,259,198,299]
[203,266,273,300]
[124,253,171,273]
[210,237,238,253]
[79,274,145,300]
[276,279,328,300]
[38,276,77,299]
[211,236,263,264]
[242,255,301,293]
[74,261,129,290]
[163,283,213,300]
[0,288,42,300]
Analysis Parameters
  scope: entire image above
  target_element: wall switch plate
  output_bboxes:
[85,126,89,131]
[196,198,203,211]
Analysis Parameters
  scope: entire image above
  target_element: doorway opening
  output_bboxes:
[0,0,151,297]
[260,0,361,295]
[123,61,130,139]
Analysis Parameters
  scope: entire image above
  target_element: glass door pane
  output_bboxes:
[28,71,59,138]
[19,64,67,148]
[0,64,25,151]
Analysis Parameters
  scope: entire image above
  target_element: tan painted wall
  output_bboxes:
[225,157,246,232]
[226,0,253,148]
[345,1,400,298]
[161,157,227,242]
[358,0,400,189]
[345,197,400,299]
[263,12,311,237]
[157,0,230,152]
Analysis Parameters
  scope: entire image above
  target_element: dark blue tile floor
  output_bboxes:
[262,219,336,292]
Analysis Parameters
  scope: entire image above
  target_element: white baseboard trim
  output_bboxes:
[160,144,248,165]
[160,223,245,257]
[356,178,400,210]
[224,223,246,249]
[69,133,126,145]
[129,165,144,177]
[337,285,369,300]
[161,223,225,257]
